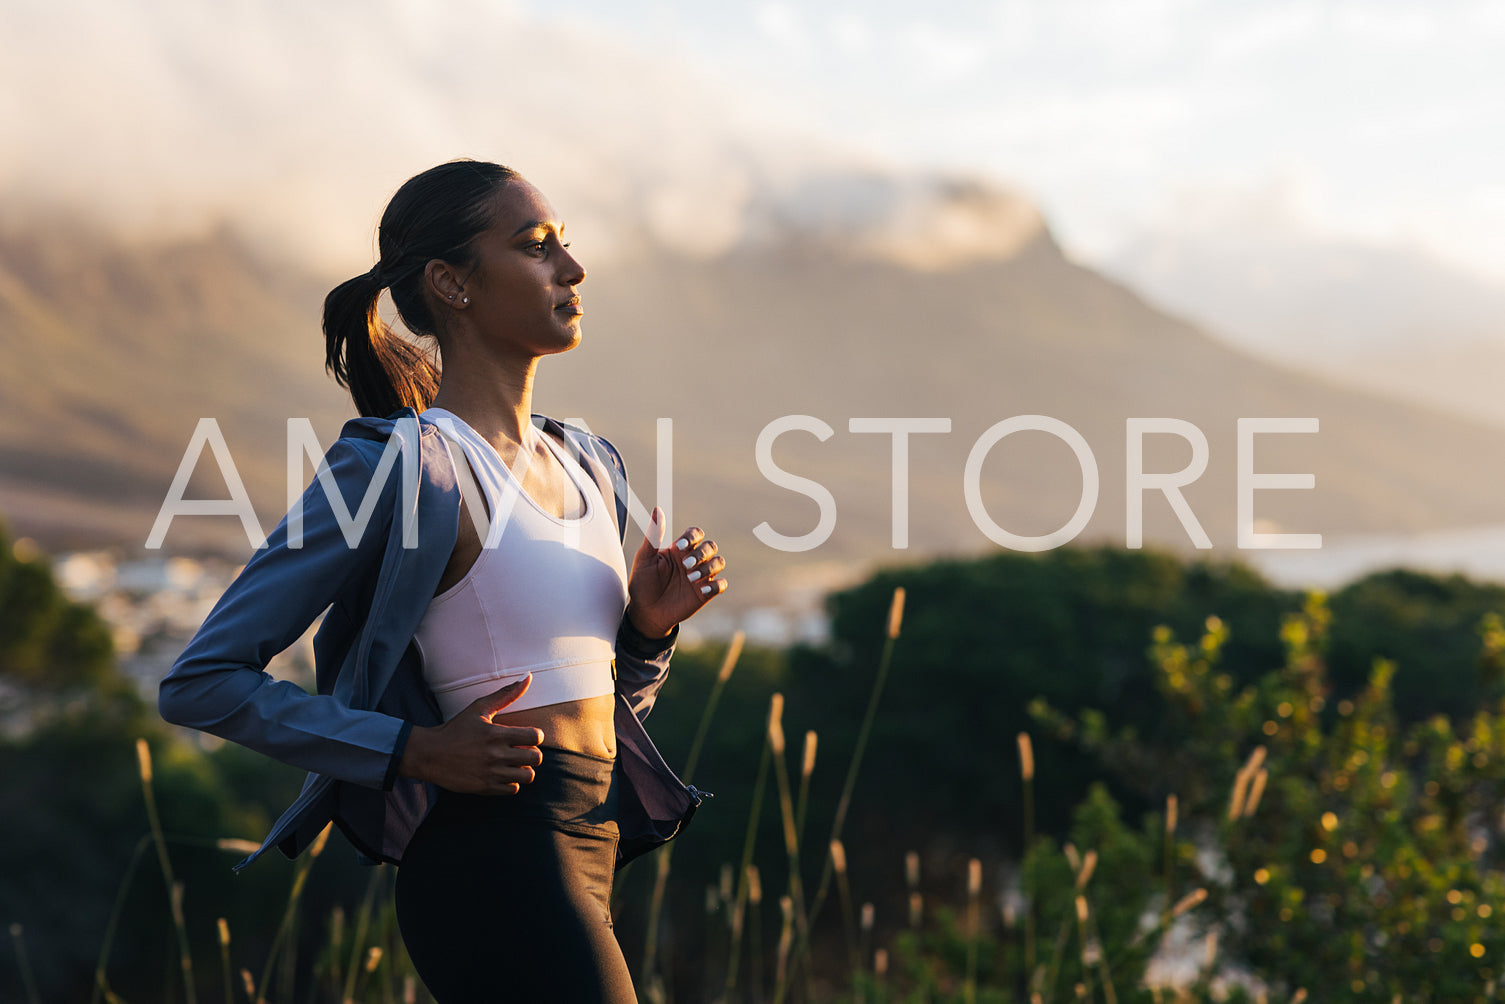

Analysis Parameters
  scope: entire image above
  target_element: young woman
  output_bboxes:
[159,159,725,1002]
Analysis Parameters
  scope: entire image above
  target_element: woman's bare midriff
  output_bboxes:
[488,691,618,760]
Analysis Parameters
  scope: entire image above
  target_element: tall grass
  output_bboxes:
[256,822,331,1004]
[136,738,197,1004]
[767,691,812,1001]
[792,587,906,984]
[97,584,1251,1003]
[643,630,745,998]
[722,692,777,998]
[1018,730,1036,992]
[9,923,41,1004]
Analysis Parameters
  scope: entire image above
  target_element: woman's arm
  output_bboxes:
[158,436,412,790]
[617,514,728,720]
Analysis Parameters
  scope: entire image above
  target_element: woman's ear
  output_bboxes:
[424,259,466,308]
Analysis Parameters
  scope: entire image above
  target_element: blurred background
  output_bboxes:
[5,1,1505,1001]
[6,0,1505,640]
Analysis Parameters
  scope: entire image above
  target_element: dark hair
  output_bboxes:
[323,159,519,417]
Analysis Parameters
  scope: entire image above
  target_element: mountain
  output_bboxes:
[0,216,355,550]
[1104,217,1505,430]
[544,227,1505,606]
[5,184,1505,619]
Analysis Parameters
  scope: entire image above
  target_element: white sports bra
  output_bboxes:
[412,408,628,720]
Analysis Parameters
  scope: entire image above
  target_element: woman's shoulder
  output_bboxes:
[533,414,626,474]
[304,409,466,519]
[329,408,456,466]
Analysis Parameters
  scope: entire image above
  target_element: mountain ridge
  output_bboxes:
[4,205,1504,610]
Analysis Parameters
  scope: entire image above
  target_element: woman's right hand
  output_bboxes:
[398,676,543,794]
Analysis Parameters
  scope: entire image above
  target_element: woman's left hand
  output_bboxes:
[625,506,727,638]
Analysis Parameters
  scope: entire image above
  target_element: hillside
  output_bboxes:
[4,196,1505,613]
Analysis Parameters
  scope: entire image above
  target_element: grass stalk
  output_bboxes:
[831,840,860,987]
[699,879,721,1004]
[380,878,399,1004]
[216,919,231,1004]
[643,632,743,991]
[326,906,347,1001]
[1072,896,1093,1000]
[905,851,923,938]
[1040,849,1082,1003]
[685,632,744,787]
[1101,887,1207,987]
[1076,892,1120,1004]
[349,946,383,1004]
[767,694,810,937]
[257,824,331,1004]
[799,588,905,972]
[136,739,197,1004]
[857,902,874,1004]
[341,866,385,1004]
[772,896,794,1004]
[964,859,982,1004]
[9,923,41,1004]
[1228,746,1267,822]
[724,719,774,996]
[795,730,818,846]
[748,865,766,1004]
[642,854,674,998]
[93,834,154,1004]
[1018,732,1037,996]
[1161,794,1177,928]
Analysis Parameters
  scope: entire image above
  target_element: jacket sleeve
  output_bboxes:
[158,437,413,790]
[615,614,678,720]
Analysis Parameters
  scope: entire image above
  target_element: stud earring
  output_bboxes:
[461,296,469,305]
[447,293,455,301]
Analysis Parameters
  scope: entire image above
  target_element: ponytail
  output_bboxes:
[322,159,518,418]
[323,270,440,418]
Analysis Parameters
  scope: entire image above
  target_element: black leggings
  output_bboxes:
[395,747,637,1003]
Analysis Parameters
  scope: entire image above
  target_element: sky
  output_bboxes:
[3,0,1502,311]
[512,0,1505,281]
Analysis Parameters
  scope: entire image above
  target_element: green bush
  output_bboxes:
[1036,593,1505,1000]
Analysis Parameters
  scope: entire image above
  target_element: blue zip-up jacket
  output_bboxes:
[158,407,703,872]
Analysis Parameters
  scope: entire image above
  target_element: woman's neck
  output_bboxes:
[427,347,541,446]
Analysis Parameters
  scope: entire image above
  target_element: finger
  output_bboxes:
[634,508,667,566]
[492,728,546,756]
[473,674,532,722]
[679,539,718,570]
[671,526,705,555]
[698,576,729,598]
[685,554,726,585]
[494,763,536,786]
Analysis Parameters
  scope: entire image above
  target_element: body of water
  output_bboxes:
[1247,524,1505,591]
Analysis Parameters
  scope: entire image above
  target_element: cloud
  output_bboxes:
[1102,171,1505,358]
[901,20,991,82]
[828,11,874,56]
[740,167,1044,268]
[0,0,1056,277]
[0,0,864,268]
[754,2,813,55]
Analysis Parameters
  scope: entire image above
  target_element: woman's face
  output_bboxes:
[456,178,586,358]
